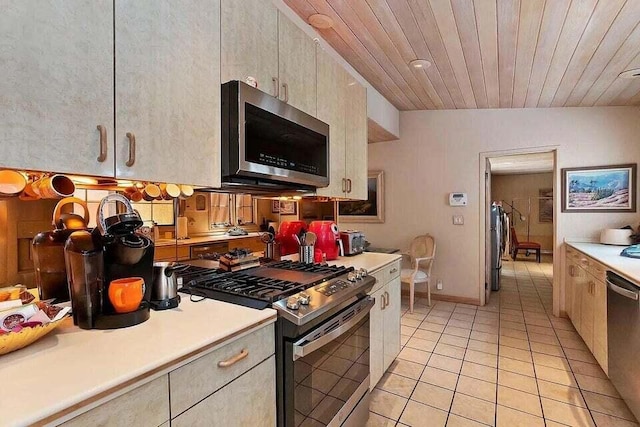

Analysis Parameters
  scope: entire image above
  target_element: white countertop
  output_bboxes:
[154,232,262,247]
[0,299,276,426]
[566,242,640,284]
[328,252,402,272]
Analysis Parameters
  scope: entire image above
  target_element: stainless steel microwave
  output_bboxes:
[220,80,329,194]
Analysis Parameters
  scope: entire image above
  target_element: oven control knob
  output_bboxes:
[286,297,300,310]
[298,293,311,305]
[359,268,368,278]
[347,272,357,282]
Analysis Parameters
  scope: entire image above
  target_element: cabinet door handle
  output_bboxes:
[341,178,346,193]
[384,291,389,307]
[282,83,289,103]
[380,293,386,310]
[125,132,136,167]
[272,77,279,98]
[347,178,352,193]
[97,125,107,162]
[218,348,249,368]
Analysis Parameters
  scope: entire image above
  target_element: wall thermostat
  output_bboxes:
[449,193,468,206]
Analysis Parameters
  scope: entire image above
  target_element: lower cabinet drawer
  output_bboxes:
[171,355,276,427]
[61,376,169,427]
[169,325,274,417]
[383,260,401,284]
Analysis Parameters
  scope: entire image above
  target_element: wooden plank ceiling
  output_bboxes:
[284,0,640,110]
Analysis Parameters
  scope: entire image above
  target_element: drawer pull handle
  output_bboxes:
[390,268,398,274]
[218,349,249,367]
[97,124,107,162]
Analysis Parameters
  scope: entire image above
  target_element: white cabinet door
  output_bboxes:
[115,0,221,187]
[383,278,401,370]
[593,277,608,374]
[278,12,316,116]
[0,1,114,177]
[220,0,278,96]
[369,287,385,389]
[172,356,276,427]
[315,47,346,199]
[345,77,368,200]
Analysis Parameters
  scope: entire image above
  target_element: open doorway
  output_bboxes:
[483,151,556,310]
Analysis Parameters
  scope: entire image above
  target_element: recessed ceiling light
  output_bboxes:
[308,14,334,29]
[619,68,640,79]
[409,59,432,69]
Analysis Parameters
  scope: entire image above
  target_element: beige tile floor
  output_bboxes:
[368,257,639,427]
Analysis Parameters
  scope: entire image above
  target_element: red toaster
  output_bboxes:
[308,221,343,261]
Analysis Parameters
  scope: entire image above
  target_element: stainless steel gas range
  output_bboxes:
[177,260,375,426]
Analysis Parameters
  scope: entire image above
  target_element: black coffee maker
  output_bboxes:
[93,194,154,328]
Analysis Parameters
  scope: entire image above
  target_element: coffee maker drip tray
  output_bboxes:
[92,302,151,330]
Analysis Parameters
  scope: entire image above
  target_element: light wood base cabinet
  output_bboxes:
[369,260,401,388]
[62,376,170,427]
[172,355,276,427]
[565,246,608,374]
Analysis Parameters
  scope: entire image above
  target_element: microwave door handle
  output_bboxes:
[292,298,373,361]
[607,279,639,301]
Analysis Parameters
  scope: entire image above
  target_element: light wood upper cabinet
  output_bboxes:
[115,0,221,187]
[315,48,368,200]
[315,48,346,199]
[345,77,368,200]
[0,1,115,177]
[278,12,317,116]
[220,0,278,95]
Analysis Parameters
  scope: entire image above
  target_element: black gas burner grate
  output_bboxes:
[176,261,353,309]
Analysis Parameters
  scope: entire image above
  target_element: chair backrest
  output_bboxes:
[409,234,436,272]
[510,227,520,246]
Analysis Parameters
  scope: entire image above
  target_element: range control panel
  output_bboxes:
[316,279,351,296]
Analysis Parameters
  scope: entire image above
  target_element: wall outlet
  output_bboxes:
[453,215,464,225]
[436,280,443,290]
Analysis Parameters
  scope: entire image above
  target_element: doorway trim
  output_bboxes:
[478,146,559,315]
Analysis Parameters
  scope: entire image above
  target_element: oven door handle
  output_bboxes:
[292,298,374,361]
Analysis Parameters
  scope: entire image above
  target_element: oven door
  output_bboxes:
[285,297,373,427]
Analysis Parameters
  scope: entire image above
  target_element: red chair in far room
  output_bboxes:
[510,227,541,263]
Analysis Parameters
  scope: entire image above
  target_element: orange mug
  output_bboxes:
[108,277,145,313]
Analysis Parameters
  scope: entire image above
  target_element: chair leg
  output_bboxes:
[409,280,415,314]
[512,249,518,261]
[427,281,431,307]
[537,249,541,263]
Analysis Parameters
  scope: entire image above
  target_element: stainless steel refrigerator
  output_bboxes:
[490,203,505,291]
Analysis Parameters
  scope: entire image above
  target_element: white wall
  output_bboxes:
[355,106,640,306]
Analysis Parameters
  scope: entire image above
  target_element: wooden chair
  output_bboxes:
[510,227,541,263]
[400,234,436,313]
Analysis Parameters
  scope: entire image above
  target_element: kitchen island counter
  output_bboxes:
[0,298,276,426]
[329,252,402,272]
[566,241,640,284]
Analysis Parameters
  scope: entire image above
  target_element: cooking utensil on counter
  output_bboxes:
[150,262,187,310]
[33,197,91,302]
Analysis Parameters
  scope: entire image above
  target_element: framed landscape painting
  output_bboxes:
[562,164,636,212]
[338,170,385,223]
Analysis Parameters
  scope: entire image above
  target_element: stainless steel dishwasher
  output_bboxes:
[607,271,640,421]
